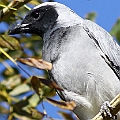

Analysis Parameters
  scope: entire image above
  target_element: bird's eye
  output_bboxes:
[32,11,40,19]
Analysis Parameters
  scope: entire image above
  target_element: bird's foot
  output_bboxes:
[100,101,117,119]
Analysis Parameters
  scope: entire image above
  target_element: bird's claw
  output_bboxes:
[100,101,117,119]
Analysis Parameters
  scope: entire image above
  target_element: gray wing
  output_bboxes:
[83,19,120,80]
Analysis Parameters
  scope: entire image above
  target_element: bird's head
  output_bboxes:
[10,2,81,38]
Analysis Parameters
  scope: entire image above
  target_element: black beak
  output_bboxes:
[9,23,30,35]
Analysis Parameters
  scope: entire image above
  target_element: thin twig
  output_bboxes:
[0,0,32,22]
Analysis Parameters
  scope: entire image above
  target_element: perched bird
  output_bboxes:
[10,2,120,120]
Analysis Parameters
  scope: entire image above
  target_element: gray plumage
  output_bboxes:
[10,2,120,120]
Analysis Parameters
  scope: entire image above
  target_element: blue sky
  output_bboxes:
[0,0,120,119]
[56,0,120,32]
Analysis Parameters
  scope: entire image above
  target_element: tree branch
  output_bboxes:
[0,0,32,22]
[92,94,120,120]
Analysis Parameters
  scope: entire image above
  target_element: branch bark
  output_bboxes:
[92,94,120,120]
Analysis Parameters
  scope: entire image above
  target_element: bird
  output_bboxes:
[10,2,120,120]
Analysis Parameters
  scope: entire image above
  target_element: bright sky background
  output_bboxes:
[56,0,120,32]
[0,0,120,120]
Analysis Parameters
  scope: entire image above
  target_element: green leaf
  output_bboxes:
[30,76,56,98]
[110,18,120,36]
[110,18,120,42]
[85,12,97,21]
[30,107,45,119]
[1,75,21,89]
[116,29,120,42]
[0,35,22,50]
[30,76,42,97]
[28,94,39,107]
[12,98,31,116]
[29,1,42,6]
[9,84,31,96]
